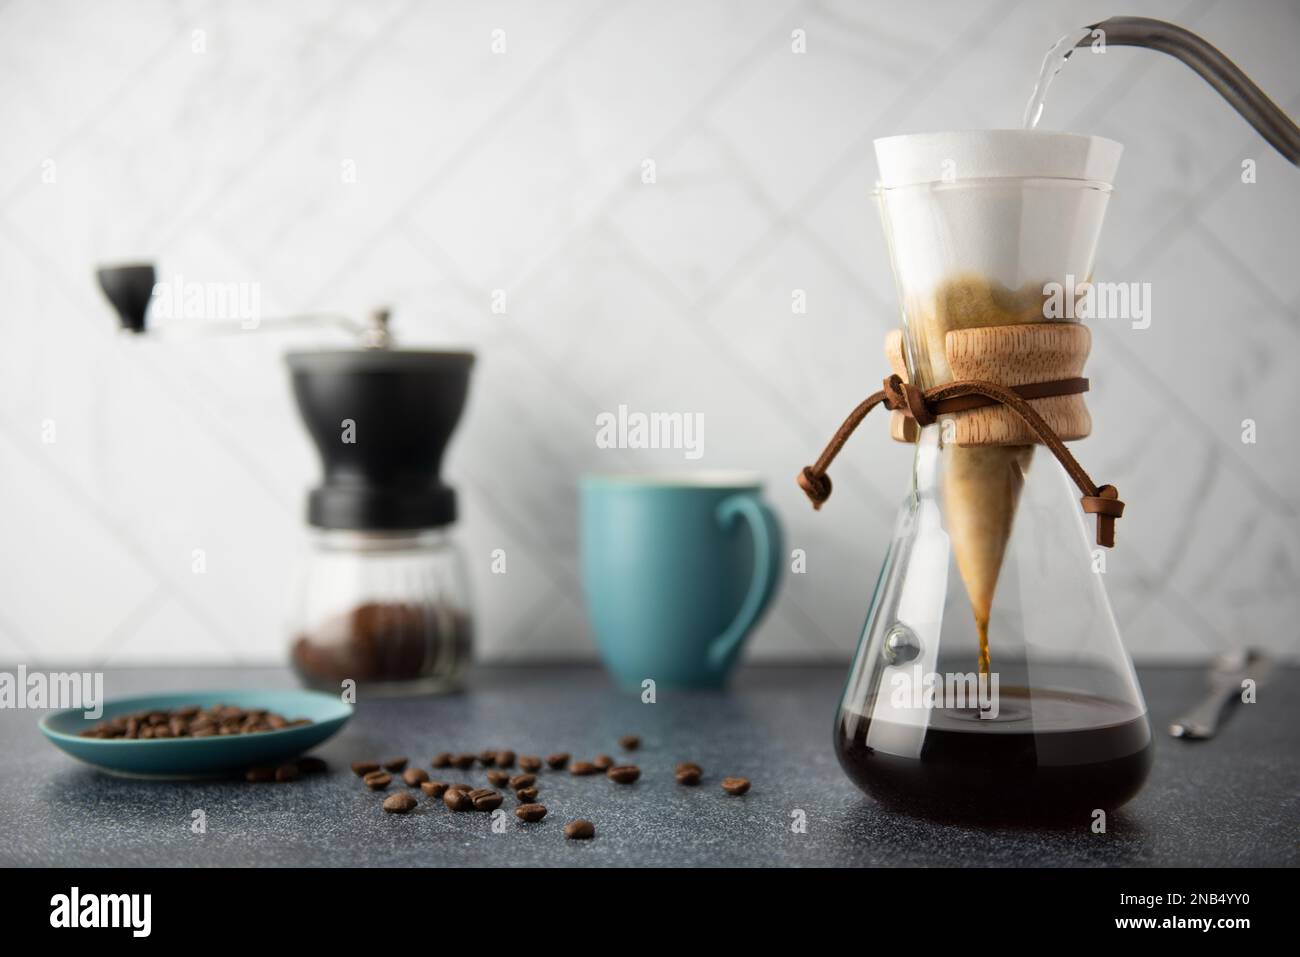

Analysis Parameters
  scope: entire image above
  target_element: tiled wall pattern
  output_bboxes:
[1,0,1297,665]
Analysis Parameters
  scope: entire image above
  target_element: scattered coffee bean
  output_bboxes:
[383,757,409,772]
[363,771,392,790]
[508,773,536,790]
[244,766,275,783]
[421,780,448,798]
[676,761,702,776]
[519,755,542,772]
[619,735,641,751]
[570,761,598,776]
[516,803,547,823]
[383,792,417,814]
[546,753,570,770]
[495,750,516,768]
[487,769,511,787]
[592,755,614,771]
[721,777,750,795]
[296,756,328,774]
[479,749,498,767]
[431,752,453,768]
[472,789,504,812]
[564,820,595,840]
[453,754,476,770]
[607,765,640,784]
[675,767,701,786]
[444,789,473,812]
[79,704,311,740]
[352,761,381,777]
[275,763,301,783]
[403,767,429,787]
[515,786,539,802]
[448,782,474,793]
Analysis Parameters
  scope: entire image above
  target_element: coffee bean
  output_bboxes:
[607,765,640,784]
[275,763,301,783]
[564,820,595,840]
[519,755,542,773]
[363,771,392,790]
[472,790,504,812]
[352,761,381,777]
[619,735,640,751]
[468,787,496,800]
[296,756,328,774]
[486,769,510,787]
[444,789,473,812]
[383,757,409,772]
[403,767,429,787]
[79,705,311,740]
[244,766,275,783]
[432,752,453,768]
[675,767,701,786]
[515,803,547,822]
[546,753,570,770]
[676,761,702,776]
[592,755,614,771]
[515,786,539,802]
[569,761,598,776]
[478,749,498,767]
[448,782,474,793]
[508,773,536,790]
[383,792,417,814]
[721,777,750,795]
[495,750,516,768]
[421,780,448,798]
[453,754,476,770]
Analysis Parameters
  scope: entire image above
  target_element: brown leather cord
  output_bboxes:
[797,374,1126,547]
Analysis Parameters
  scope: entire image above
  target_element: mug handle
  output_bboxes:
[708,494,783,667]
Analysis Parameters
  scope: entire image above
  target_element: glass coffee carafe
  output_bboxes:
[830,131,1152,821]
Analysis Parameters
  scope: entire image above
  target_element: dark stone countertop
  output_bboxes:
[1,664,1294,867]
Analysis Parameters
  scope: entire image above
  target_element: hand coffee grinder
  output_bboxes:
[98,264,475,694]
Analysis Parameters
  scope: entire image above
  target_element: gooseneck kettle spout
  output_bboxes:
[1084,16,1300,164]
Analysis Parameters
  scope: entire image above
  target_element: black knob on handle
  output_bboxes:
[96,263,156,333]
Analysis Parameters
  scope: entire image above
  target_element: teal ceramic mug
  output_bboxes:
[580,472,783,689]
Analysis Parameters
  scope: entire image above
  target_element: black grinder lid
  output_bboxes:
[286,349,474,531]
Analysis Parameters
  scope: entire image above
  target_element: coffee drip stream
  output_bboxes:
[97,263,476,695]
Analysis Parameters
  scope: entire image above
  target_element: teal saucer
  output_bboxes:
[39,689,352,779]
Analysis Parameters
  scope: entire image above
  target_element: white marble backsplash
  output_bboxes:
[1,0,1296,665]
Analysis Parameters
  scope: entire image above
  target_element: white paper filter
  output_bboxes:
[873,130,1123,295]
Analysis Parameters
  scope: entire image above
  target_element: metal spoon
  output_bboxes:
[1168,648,1273,740]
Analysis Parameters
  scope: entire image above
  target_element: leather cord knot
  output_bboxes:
[882,374,935,427]
[1081,484,1125,548]
[796,466,832,510]
[798,373,1127,548]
